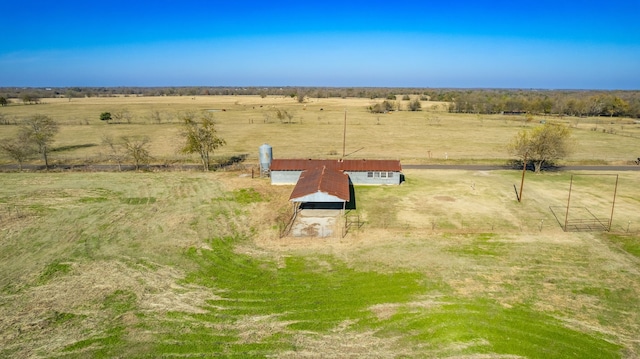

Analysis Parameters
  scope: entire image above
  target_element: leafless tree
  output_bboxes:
[19,114,58,169]
[101,135,125,171]
[121,136,152,170]
[275,108,294,124]
[112,109,132,124]
[149,110,162,124]
[0,137,34,171]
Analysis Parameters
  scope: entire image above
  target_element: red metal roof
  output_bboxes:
[339,159,402,172]
[289,166,350,202]
[271,159,401,172]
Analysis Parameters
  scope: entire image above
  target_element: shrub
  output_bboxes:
[409,99,422,111]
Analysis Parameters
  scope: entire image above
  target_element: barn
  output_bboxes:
[289,166,350,210]
[270,159,402,185]
[260,143,402,235]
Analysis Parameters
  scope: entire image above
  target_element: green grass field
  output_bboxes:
[1,169,639,358]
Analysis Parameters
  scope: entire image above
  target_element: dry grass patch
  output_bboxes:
[2,95,639,166]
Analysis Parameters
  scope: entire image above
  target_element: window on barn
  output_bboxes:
[388,172,394,178]
[381,172,387,178]
[367,171,373,178]
[374,172,381,178]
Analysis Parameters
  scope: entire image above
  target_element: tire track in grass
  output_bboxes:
[370,299,621,358]
[151,235,624,358]
[154,236,424,356]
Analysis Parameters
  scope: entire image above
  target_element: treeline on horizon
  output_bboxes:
[1,86,639,118]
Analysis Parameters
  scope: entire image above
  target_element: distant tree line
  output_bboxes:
[447,90,640,118]
[1,87,638,117]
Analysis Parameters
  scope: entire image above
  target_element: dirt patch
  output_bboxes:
[277,326,412,358]
[369,303,399,320]
[291,209,341,238]
[235,315,296,344]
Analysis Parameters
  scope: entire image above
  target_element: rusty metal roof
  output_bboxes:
[289,166,350,202]
[271,159,401,172]
[339,159,402,172]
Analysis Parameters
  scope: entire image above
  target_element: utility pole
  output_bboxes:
[518,154,527,202]
[342,109,347,158]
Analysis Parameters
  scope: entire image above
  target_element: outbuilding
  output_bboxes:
[270,159,402,186]
[289,166,350,210]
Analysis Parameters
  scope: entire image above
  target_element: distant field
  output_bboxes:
[1,95,639,166]
[1,169,639,358]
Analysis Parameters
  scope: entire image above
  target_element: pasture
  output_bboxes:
[1,95,639,166]
[1,96,640,358]
[1,168,639,358]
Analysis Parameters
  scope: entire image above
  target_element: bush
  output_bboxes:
[100,112,112,122]
[369,100,395,113]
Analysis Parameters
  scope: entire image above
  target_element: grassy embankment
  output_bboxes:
[1,169,639,358]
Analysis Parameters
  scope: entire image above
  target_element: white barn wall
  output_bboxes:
[271,170,401,185]
[345,171,401,185]
[271,170,303,185]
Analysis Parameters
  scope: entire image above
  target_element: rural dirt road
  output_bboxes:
[402,164,640,171]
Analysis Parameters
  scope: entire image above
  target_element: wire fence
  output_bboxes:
[346,213,639,236]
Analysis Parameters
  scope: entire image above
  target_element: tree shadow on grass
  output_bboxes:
[52,143,98,152]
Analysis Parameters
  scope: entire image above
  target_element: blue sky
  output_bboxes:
[1,0,639,89]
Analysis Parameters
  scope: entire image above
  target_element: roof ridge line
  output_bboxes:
[317,165,327,191]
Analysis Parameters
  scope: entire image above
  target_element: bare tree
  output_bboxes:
[180,112,225,171]
[0,137,34,171]
[112,109,132,124]
[19,114,59,169]
[21,94,40,105]
[149,110,162,124]
[274,108,294,124]
[263,112,273,123]
[296,90,306,103]
[121,136,152,170]
[101,135,125,171]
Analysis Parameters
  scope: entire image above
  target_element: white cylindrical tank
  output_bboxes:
[259,143,272,173]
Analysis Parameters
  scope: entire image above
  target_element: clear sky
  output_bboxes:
[1,0,639,89]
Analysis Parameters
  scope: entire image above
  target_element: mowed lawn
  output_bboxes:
[1,95,639,166]
[1,169,639,358]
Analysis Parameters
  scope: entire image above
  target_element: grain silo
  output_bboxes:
[259,143,272,177]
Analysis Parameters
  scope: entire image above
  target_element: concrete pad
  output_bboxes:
[291,209,342,237]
